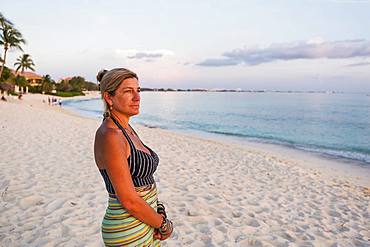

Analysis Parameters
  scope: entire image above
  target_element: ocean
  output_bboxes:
[64,92,370,164]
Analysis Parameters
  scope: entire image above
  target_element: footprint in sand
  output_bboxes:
[19,195,45,209]
[245,218,260,227]
[238,238,263,247]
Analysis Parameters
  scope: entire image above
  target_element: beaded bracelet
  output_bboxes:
[157,202,167,218]
[158,217,173,235]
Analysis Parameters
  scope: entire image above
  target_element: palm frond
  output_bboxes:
[14,53,36,72]
[0,12,13,26]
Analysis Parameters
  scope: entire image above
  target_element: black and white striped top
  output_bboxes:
[99,117,159,193]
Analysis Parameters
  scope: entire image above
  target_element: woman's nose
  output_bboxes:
[133,91,140,101]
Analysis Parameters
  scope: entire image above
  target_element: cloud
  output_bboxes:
[115,49,174,60]
[330,0,370,3]
[346,61,370,67]
[197,39,370,67]
[196,58,240,67]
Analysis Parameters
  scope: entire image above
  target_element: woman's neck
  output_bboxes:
[110,112,130,129]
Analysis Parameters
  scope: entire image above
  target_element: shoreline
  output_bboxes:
[63,94,370,171]
[165,127,370,188]
[1,93,369,246]
[63,94,370,187]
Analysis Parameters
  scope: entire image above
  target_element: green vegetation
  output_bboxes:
[28,75,97,96]
[13,75,27,87]
[0,12,98,97]
[41,74,53,93]
[0,65,12,82]
[0,12,26,78]
[14,54,35,73]
[49,91,85,97]
[56,76,98,93]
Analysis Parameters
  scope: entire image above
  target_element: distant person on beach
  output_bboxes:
[94,68,173,246]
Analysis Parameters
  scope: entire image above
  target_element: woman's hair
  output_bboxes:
[96,68,138,118]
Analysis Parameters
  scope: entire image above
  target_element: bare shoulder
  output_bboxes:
[95,120,122,142]
[94,119,129,169]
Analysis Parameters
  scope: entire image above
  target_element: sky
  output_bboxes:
[1,0,370,92]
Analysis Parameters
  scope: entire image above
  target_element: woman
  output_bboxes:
[94,68,173,246]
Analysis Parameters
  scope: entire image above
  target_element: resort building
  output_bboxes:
[11,70,43,86]
[10,70,43,93]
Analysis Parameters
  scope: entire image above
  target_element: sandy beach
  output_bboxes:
[0,93,369,247]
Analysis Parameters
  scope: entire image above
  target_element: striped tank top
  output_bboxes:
[99,117,159,193]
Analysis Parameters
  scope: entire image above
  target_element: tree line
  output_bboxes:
[0,12,98,96]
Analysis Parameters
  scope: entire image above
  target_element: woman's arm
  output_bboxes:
[98,128,163,228]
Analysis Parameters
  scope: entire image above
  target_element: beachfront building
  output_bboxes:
[10,70,43,93]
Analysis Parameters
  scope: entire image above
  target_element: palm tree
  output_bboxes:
[0,13,26,78]
[14,54,35,73]
[41,74,54,93]
[0,12,13,26]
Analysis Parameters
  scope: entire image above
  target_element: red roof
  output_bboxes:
[11,69,42,80]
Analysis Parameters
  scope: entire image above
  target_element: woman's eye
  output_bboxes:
[122,89,139,93]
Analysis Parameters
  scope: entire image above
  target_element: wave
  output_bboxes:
[207,130,370,164]
[133,121,370,164]
[63,98,370,165]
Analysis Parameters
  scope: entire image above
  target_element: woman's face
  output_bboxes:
[109,77,141,117]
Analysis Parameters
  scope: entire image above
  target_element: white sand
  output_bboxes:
[0,94,369,247]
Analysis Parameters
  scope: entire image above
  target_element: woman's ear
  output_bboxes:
[103,92,113,106]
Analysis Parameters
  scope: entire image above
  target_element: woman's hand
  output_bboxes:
[153,228,173,241]
[153,216,173,241]
[154,202,173,241]
[153,229,162,240]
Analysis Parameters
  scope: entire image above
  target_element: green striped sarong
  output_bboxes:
[102,184,161,247]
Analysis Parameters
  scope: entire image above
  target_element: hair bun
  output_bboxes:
[96,69,108,82]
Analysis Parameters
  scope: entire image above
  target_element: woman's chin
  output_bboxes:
[130,109,140,116]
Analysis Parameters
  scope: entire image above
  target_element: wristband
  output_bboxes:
[157,202,167,218]
[158,217,173,235]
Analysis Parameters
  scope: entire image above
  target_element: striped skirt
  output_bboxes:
[102,184,161,247]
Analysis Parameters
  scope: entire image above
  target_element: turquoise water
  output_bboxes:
[64,92,370,164]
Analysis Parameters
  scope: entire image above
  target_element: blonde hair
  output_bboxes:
[96,68,138,118]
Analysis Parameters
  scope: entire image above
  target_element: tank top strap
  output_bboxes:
[128,123,140,138]
[110,117,136,151]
